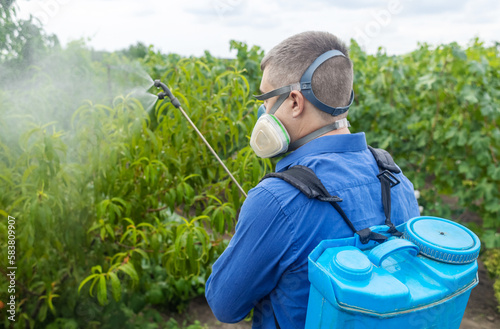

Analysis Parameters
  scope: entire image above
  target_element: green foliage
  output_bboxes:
[0,1,59,63]
[0,39,269,328]
[119,42,150,60]
[163,319,209,329]
[1,32,499,327]
[484,249,500,311]
[230,40,265,93]
[350,38,500,227]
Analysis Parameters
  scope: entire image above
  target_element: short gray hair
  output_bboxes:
[261,31,353,120]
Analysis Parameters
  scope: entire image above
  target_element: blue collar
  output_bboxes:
[276,132,368,172]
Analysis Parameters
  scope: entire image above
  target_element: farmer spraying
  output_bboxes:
[205,31,420,327]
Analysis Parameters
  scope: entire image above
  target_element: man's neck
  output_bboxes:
[323,127,351,136]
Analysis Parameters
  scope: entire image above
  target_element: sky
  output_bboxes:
[16,0,500,58]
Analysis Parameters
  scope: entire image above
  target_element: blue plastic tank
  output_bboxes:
[304,216,480,329]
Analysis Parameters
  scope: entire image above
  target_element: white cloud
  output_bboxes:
[399,0,469,16]
[14,0,500,58]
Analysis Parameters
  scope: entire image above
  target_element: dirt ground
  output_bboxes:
[175,259,499,329]
[460,260,499,329]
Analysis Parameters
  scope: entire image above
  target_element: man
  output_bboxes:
[206,31,420,328]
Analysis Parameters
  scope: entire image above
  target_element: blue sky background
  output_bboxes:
[16,0,500,57]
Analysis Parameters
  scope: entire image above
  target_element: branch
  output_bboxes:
[146,205,169,213]
[115,241,161,254]
[490,144,498,165]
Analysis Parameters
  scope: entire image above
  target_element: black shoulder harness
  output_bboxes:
[261,146,403,244]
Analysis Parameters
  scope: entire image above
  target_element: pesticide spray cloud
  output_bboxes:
[0,42,158,154]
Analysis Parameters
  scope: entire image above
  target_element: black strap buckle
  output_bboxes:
[377,170,400,188]
[357,228,389,244]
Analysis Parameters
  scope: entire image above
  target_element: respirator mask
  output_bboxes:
[250,50,354,158]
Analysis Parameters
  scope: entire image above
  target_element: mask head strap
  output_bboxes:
[299,50,354,117]
[254,83,300,115]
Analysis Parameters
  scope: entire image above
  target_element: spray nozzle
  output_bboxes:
[152,78,248,198]
[155,79,181,108]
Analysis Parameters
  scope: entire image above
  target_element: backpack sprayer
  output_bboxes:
[265,151,481,328]
[154,80,248,198]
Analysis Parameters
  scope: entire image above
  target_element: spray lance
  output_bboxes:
[154,80,248,198]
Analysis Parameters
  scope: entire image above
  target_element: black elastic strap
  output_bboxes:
[262,166,373,240]
[368,146,403,238]
[262,166,341,202]
[368,146,401,174]
[274,313,280,329]
[381,172,393,224]
[329,200,357,234]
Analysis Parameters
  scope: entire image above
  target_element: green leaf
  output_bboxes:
[92,265,103,274]
[38,302,48,322]
[78,274,99,294]
[97,275,108,305]
[48,294,59,315]
[111,197,128,208]
[118,262,139,282]
[108,272,122,302]
[131,248,149,259]
[105,224,115,239]
[122,217,135,226]
[186,232,194,260]
[87,221,103,233]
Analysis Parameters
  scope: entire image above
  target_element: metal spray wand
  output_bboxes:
[154,80,248,198]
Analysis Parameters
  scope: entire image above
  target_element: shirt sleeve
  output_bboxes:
[205,184,295,323]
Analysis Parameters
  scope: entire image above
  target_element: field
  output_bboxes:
[1,3,500,328]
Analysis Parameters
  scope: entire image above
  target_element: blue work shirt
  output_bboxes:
[206,132,420,328]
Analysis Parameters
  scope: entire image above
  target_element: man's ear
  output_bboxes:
[290,90,305,118]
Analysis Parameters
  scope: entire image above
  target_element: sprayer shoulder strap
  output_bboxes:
[261,146,404,240]
[261,165,388,245]
[367,146,403,237]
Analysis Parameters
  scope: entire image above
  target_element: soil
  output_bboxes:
[174,259,499,329]
[460,260,499,329]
